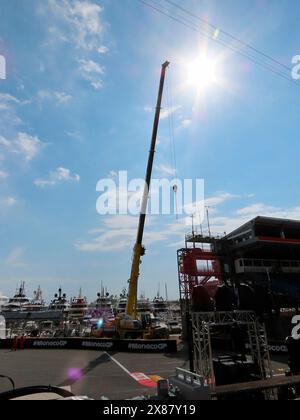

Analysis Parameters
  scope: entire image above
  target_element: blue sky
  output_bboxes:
[0,0,299,301]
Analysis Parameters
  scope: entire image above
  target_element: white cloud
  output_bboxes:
[76,214,187,253]
[145,104,192,131]
[209,203,300,237]
[144,105,153,113]
[77,190,242,253]
[43,1,109,90]
[77,215,137,252]
[237,203,300,221]
[180,118,192,128]
[76,191,300,253]
[47,0,107,52]
[206,192,240,207]
[0,94,30,128]
[38,90,73,104]
[0,93,30,107]
[14,133,42,161]
[48,25,69,43]
[66,131,82,141]
[180,192,238,219]
[160,106,181,120]
[0,137,10,148]
[97,46,109,54]
[0,132,43,162]
[236,203,277,216]
[0,103,10,112]
[1,197,17,207]
[5,247,26,267]
[104,215,139,230]
[108,170,118,179]
[0,94,20,107]
[55,91,72,103]
[79,59,104,74]
[78,59,105,90]
[35,167,80,188]
[144,105,181,120]
[0,170,8,180]
[180,200,300,238]
[155,164,176,177]
[3,197,17,207]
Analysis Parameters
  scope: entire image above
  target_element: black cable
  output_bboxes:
[143,0,291,77]
[164,0,292,72]
[138,0,300,88]
[0,385,74,401]
[143,0,294,80]
[166,71,177,178]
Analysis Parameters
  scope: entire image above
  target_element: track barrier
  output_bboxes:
[0,338,177,353]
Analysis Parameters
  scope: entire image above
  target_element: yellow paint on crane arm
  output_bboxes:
[126,243,144,318]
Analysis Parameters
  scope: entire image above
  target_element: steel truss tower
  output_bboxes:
[191,311,273,387]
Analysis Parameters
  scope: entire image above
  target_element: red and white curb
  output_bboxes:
[105,353,158,388]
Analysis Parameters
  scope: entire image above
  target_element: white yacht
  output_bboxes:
[22,286,47,312]
[69,289,88,321]
[2,283,30,312]
[49,288,70,313]
[88,290,115,320]
[94,291,114,312]
[116,289,128,314]
[87,290,116,336]
[152,295,169,316]
[137,295,152,315]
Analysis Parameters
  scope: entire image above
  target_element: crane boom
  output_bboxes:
[126,61,170,318]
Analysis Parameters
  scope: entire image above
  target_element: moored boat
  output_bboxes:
[2,282,30,312]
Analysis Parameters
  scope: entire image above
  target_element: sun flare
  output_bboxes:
[186,56,217,90]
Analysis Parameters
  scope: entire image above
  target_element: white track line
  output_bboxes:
[105,352,131,376]
[105,353,156,388]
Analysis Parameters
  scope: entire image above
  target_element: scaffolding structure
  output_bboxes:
[191,311,273,388]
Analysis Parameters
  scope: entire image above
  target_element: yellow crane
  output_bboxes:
[117,61,170,338]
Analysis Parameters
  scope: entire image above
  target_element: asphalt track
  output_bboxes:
[0,349,289,400]
[0,349,189,400]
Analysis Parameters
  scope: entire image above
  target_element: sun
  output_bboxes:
[186,56,217,90]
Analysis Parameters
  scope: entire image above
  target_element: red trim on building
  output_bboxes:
[258,236,300,244]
